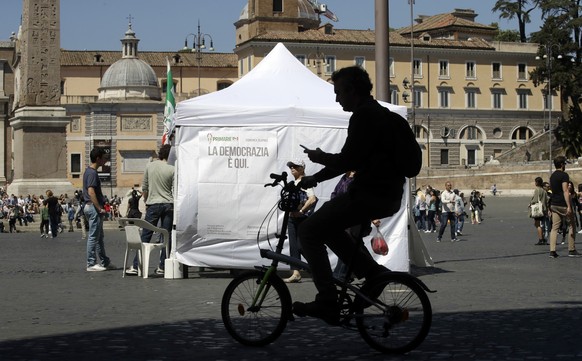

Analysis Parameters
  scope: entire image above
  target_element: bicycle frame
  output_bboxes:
[249,172,434,317]
[222,171,434,353]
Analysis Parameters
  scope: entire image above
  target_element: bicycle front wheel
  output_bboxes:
[355,274,432,354]
[221,270,292,346]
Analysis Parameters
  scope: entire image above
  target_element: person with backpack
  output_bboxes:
[45,190,61,238]
[67,203,75,232]
[126,187,142,219]
[292,66,422,324]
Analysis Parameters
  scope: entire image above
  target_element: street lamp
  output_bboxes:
[536,44,562,175]
[408,1,416,130]
[183,20,214,96]
[408,0,417,195]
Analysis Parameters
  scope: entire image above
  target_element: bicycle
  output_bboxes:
[221,172,434,354]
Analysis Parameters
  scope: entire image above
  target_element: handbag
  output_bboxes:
[529,192,544,218]
[370,226,388,256]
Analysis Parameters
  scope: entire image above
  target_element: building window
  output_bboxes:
[413,125,427,139]
[440,149,449,165]
[355,56,365,68]
[492,92,502,109]
[247,56,252,72]
[466,61,476,79]
[492,62,502,79]
[467,149,476,165]
[439,60,449,78]
[161,80,176,94]
[460,126,482,140]
[414,89,422,107]
[518,91,528,109]
[70,153,81,178]
[518,63,527,80]
[466,90,476,108]
[512,127,533,140]
[217,81,232,91]
[439,89,450,108]
[389,57,394,77]
[325,56,336,74]
[390,88,399,105]
[239,59,244,76]
[413,59,422,77]
[296,55,306,65]
[121,151,155,173]
[544,91,553,110]
[273,0,283,12]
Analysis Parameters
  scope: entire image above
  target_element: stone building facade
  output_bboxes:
[0,0,561,194]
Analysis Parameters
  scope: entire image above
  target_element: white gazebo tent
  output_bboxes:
[171,43,432,273]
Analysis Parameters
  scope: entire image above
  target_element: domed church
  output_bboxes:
[98,23,161,101]
[65,21,163,192]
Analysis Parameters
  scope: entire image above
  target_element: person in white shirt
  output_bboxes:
[453,189,465,237]
[437,182,458,242]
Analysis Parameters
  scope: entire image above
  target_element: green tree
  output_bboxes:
[494,28,522,41]
[534,0,582,58]
[555,106,582,157]
[531,1,582,157]
[493,0,537,42]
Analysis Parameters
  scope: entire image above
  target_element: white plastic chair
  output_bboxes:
[119,218,169,279]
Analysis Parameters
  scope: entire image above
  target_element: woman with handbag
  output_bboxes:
[531,177,549,245]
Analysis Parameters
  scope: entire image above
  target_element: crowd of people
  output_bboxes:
[413,183,486,242]
[529,155,581,258]
[0,187,123,236]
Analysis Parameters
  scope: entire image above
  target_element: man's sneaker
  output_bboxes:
[436,238,441,243]
[535,240,545,245]
[456,231,463,236]
[125,267,139,275]
[568,250,582,257]
[155,267,165,275]
[104,263,116,270]
[87,264,107,272]
[549,251,559,259]
[293,299,340,325]
[451,238,458,242]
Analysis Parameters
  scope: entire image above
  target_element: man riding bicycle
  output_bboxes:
[295,66,422,324]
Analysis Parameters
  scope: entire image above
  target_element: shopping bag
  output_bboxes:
[370,226,388,256]
[529,201,544,218]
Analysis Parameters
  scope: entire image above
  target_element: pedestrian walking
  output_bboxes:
[531,177,549,246]
[437,182,457,242]
[548,156,581,258]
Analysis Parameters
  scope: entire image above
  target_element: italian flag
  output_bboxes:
[162,59,176,145]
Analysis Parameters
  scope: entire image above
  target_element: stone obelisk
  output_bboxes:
[8,0,72,195]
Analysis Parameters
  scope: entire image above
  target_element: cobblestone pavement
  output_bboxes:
[1,196,581,360]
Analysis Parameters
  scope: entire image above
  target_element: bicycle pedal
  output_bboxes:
[338,318,358,331]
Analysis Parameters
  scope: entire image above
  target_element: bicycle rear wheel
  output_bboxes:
[355,274,432,354]
[221,270,292,346]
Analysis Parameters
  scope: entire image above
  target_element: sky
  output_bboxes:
[0,0,544,53]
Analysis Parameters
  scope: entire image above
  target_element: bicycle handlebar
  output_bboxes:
[264,171,288,188]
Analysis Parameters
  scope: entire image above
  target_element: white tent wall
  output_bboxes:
[174,124,411,272]
[173,43,419,272]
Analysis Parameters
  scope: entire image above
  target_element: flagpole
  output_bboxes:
[162,58,176,145]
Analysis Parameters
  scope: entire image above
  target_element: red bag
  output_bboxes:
[370,226,388,256]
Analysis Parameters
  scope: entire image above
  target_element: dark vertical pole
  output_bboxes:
[375,0,389,101]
